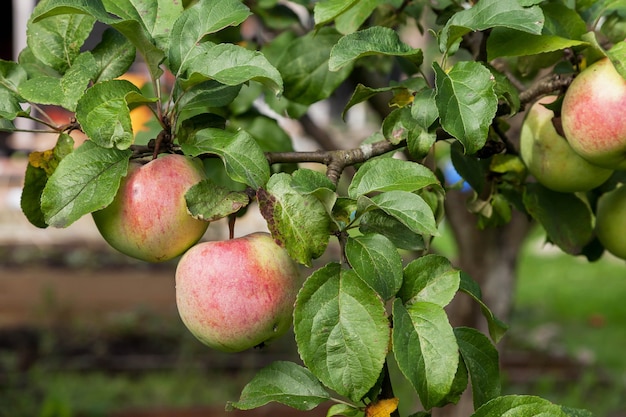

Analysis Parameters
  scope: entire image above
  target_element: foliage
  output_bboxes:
[7,0,626,416]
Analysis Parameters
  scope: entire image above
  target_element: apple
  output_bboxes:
[92,153,208,262]
[595,185,626,260]
[561,58,626,170]
[175,232,301,353]
[520,95,613,192]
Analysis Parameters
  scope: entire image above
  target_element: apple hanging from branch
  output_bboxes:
[92,154,209,262]
[520,95,613,193]
[561,58,626,170]
[175,232,301,353]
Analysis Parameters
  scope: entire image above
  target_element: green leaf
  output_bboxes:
[258,173,331,266]
[341,84,401,120]
[359,211,426,251]
[523,183,594,255]
[399,254,460,307]
[357,191,439,237]
[185,179,250,221]
[608,40,626,80]
[174,81,241,128]
[334,0,385,35]
[181,128,270,189]
[275,28,353,105]
[329,26,423,71]
[168,0,251,74]
[326,403,361,417]
[348,158,440,199]
[454,327,500,409]
[102,0,183,52]
[470,395,568,417]
[439,0,544,54]
[345,233,403,300]
[105,15,165,81]
[40,140,132,228]
[180,42,283,94]
[410,87,439,129]
[27,7,95,74]
[290,170,337,216]
[92,28,137,83]
[450,141,489,195]
[18,47,61,80]
[314,0,359,26]
[20,134,75,228]
[487,31,588,60]
[459,272,508,343]
[31,0,114,23]
[561,406,594,417]
[487,2,588,60]
[226,361,330,411]
[392,300,459,410]
[19,52,98,112]
[0,61,29,120]
[294,264,389,402]
[21,163,49,229]
[434,61,498,155]
[75,79,153,149]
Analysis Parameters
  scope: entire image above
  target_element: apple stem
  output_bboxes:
[228,214,236,239]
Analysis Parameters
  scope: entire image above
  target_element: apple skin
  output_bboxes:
[596,185,626,260]
[520,96,613,192]
[561,58,626,170]
[175,232,301,353]
[92,154,208,262]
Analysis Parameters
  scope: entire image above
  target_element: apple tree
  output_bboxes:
[7,0,626,416]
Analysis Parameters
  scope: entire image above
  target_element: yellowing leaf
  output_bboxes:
[365,398,399,417]
[390,89,414,108]
[28,149,56,176]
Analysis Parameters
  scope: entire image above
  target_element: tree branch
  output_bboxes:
[267,139,402,184]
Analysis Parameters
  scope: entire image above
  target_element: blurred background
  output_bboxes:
[1,2,626,417]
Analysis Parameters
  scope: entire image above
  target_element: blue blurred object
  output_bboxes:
[441,160,472,192]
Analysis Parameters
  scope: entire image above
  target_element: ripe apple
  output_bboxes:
[595,185,626,260]
[561,58,626,170]
[175,232,301,353]
[92,154,208,262]
[520,95,613,192]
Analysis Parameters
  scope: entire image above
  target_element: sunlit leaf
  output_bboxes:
[169,0,251,74]
[75,79,154,149]
[349,158,439,198]
[392,300,458,410]
[434,61,498,155]
[329,26,423,71]
[399,254,460,307]
[346,233,403,300]
[440,0,544,53]
[181,128,270,189]
[40,140,131,228]
[295,264,389,402]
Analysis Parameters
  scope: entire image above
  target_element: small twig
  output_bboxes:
[518,73,574,107]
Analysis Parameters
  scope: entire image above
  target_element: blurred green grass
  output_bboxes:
[514,230,626,375]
